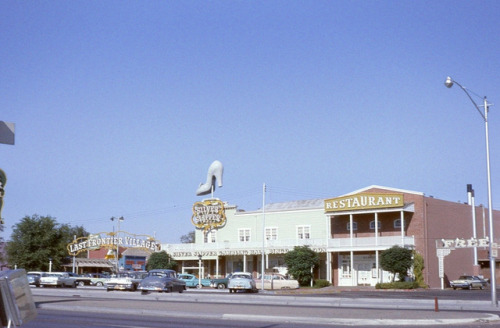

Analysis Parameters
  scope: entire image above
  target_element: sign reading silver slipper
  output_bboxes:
[191,198,226,232]
[324,193,404,212]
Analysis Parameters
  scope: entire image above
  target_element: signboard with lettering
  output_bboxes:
[438,237,489,249]
[191,198,226,232]
[67,231,160,256]
[324,193,404,213]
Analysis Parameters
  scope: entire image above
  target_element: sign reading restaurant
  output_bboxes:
[324,193,404,212]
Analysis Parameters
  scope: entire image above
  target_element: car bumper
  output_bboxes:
[107,284,133,290]
[138,286,165,292]
[450,283,469,288]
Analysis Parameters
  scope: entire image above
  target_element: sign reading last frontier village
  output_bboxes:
[67,231,160,256]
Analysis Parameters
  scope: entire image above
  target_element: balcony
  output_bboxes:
[327,235,415,251]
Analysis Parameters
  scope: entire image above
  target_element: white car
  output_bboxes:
[106,271,148,291]
[40,272,76,288]
[255,273,300,290]
[227,272,258,293]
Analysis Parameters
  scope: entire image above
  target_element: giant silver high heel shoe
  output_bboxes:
[196,160,223,196]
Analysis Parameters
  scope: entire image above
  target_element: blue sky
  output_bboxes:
[1,1,499,244]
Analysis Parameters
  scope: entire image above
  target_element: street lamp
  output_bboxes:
[111,216,125,272]
[445,76,496,306]
[198,255,202,289]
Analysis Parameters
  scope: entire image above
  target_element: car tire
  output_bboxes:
[196,284,202,289]
[141,290,149,295]
[217,283,225,289]
[96,282,103,287]
[453,287,456,290]
[229,289,233,293]
[468,284,472,290]
[78,281,84,287]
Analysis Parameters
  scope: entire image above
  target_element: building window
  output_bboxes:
[239,228,251,242]
[347,222,358,231]
[369,220,382,230]
[297,226,310,239]
[204,230,217,243]
[394,219,405,228]
[265,227,278,240]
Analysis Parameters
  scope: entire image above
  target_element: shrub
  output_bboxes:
[313,279,331,288]
[375,281,420,289]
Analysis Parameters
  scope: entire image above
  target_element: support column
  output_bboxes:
[350,214,354,286]
[400,210,405,247]
[326,214,332,283]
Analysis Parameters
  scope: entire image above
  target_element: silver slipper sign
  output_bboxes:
[191,198,227,233]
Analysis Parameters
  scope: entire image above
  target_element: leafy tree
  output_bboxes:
[284,246,319,286]
[146,251,177,271]
[380,246,413,282]
[180,231,195,243]
[412,251,427,288]
[6,215,88,271]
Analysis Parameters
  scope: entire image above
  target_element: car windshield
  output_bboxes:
[459,276,473,279]
[232,274,251,279]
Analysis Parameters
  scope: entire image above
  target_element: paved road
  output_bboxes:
[24,287,500,327]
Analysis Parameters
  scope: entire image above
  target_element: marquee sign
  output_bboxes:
[324,193,404,212]
[191,198,226,232]
[171,247,327,258]
[67,231,160,256]
[438,237,489,249]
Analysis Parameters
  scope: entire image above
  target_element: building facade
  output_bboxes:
[162,185,500,288]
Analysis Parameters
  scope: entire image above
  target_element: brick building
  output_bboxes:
[163,185,500,288]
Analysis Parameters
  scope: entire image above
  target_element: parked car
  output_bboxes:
[138,269,186,294]
[90,273,111,287]
[27,272,45,287]
[255,273,300,290]
[40,272,78,288]
[210,273,232,289]
[450,275,485,290]
[228,272,258,293]
[106,271,148,291]
[178,273,211,288]
[474,276,489,288]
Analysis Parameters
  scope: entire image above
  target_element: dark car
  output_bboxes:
[210,273,232,289]
[137,269,186,294]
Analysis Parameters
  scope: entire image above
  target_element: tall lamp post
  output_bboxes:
[111,216,125,272]
[445,76,496,306]
[198,255,202,289]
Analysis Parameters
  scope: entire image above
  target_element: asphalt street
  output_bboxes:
[27,287,500,327]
